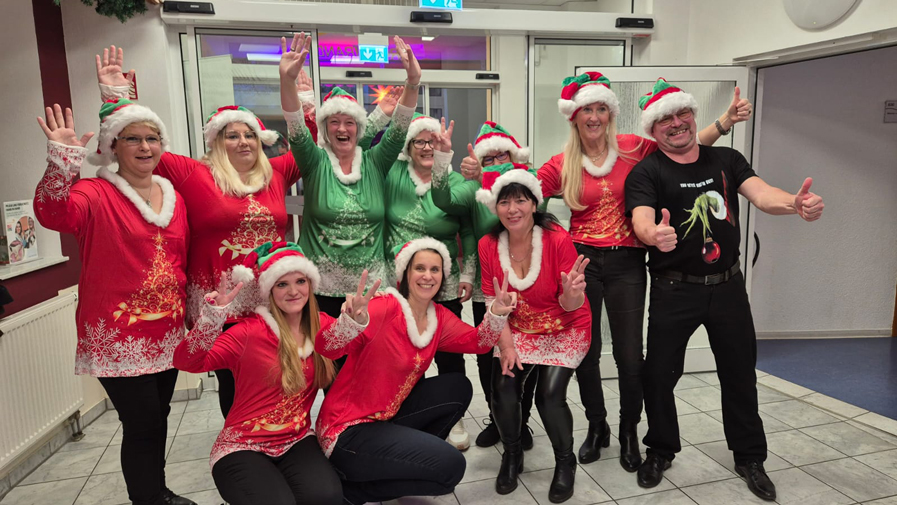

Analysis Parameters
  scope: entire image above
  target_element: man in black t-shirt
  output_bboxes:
[624,79,824,502]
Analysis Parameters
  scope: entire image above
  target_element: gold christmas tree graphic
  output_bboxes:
[511,293,564,334]
[114,233,184,326]
[575,179,631,241]
[220,195,280,259]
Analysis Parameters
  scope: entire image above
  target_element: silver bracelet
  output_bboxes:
[405,79,421,90]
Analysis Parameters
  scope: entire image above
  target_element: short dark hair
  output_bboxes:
[490,182,562,236]
[397,249,446,301]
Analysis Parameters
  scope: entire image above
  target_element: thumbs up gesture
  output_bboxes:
[726,86,753,125]
[653,209,678,252]
[793,177,824,222]
[461,143,482,181]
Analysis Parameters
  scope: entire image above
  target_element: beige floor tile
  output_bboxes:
[764,467,853,505]
[681,477,773,505]
[581,458,675,500]
[616,489,698,505]
[0,477,86,505]
[802,457,897,502]
[765,430,846,466]
[454,478,538,504]
[662,447,734,488]
[801,422,897,456]
[759,400,841,429]
[518,468,613,505]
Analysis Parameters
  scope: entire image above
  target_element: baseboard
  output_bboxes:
[757,329,892,340]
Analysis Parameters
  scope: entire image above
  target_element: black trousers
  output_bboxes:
[434,298,466,375]
[573,245,647,424]
[329,373,471,505]
[215,322,238,418]
[473,301,537,424]
[99,368,178,505]
[492,363,575,452]
[643,272,766,464]
[212,437,342,505]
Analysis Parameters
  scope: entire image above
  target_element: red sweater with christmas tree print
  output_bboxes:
[538,134,657,248]
[34,142,189,377]
[314,288,508,457]
[152,152,303,327]
[480,225,592,369]
[173,304,364,469]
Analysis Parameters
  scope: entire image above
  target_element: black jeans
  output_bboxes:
[573,244,647,424]
[329,373,471,505]
[99,368,178,505]
[215,322,238,418]
[473,302,537,425]
[212,437,342,505]
[492,364,575,452]
[643,272,766,464]
[434,298,465,375]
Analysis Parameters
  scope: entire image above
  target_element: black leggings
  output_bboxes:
[492,364,575,452]
[99,368,178,505]
[434,298,465,375]
[212,437,342,505]
[329,373,471,505]
[215,322,238,418]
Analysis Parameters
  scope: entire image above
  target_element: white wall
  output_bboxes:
[494,35,528,147]
[750,45,897,335]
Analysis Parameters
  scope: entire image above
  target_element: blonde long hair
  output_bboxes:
[267,292,336,396]
[203,128,273,197]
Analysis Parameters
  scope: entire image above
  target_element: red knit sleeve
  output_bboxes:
[478,235,499,299]
[537,154,565,198]
[34,142,92,236]
[270,154,302,186]
[436,304,506,354]
[315,297,390,359]
[552,227,580,296]
[154,152,205,190]
[173,307,248,373]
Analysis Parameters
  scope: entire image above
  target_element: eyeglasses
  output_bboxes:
[656,109,694,127]
[224,131,258,142]
[116,135,162,146]
[411,139,436,149]
[482,152,510,166]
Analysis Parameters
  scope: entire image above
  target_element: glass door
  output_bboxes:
[576,66,752,375]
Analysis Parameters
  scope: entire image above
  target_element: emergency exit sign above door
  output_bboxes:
[420,0,462,11]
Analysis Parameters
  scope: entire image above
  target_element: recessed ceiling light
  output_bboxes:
[422,36,436,41]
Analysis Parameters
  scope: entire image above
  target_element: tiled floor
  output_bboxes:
[5,357,897,505]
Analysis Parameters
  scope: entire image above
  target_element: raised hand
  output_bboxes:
[654,209,678,252]
[461,143,482,181]
[726,86,753,125]
[342,269,381,324]
[296,68,313,93]
[394,36,421,85]
[793,177,824,222]
[490,271,518,316]
[430,117,454,153]
[37,105,94,148]
[560,255,589,299]
[95,45,132,87]
[204,274,244,307]
[280,33,311,82]
[378,86,403,116]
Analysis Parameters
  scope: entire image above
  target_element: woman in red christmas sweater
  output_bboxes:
[476,163,591,503]
[173,241,375,504]
[315,237,516,505]
[34,103,194,505]
[94,46,399,417]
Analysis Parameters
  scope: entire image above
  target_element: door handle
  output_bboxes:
[752,232,760,267]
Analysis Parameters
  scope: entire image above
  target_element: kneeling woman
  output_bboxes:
[315,238,516,505]
[173,242,375,505]
[477,164,591,503]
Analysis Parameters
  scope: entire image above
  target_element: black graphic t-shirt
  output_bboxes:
[625,145,756,276]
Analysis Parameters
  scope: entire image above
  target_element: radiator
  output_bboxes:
[0,293,83,473]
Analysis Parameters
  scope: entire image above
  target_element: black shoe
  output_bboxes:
[618,421,642,472]
[577,420,610,464]
[735,461,777,501]
[637,454,671,488]
[476,416,501,448]
[548,451,577,503]
[521,423,535,451]
[496,441,524,495]
[163,489,198,505]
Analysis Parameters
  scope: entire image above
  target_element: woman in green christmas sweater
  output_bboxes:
[279,32,421,316]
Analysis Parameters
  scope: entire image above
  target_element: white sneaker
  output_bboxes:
[448,419,471,451]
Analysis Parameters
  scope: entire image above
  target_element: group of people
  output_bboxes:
[32,32,823,505]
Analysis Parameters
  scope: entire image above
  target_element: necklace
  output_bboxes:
[509,244,532,263]
[586,145,608,163]
[134,184,153,207]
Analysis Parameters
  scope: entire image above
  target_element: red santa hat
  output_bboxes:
[557,71,620,121]
[232,241,321,298]
[475,162,544,214]
[392,238,453,283]
[203,105,279,150]
[639,78,699,138]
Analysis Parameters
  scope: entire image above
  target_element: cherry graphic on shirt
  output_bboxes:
[701,237,721,264]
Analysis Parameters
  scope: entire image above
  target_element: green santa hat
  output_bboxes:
[88,98,170,167]
[392,237,452,284]
[557,71,620,121]
[639,78,699,138]
[231,241,321,299]
[397,113,441,162]
[472,121,530,164]
[203,105,279,150]
[475,162,543,214]
[316,86,368,147]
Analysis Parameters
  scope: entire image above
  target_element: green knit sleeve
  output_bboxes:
[284,109,325,179]
[432,154,477,216]
[366,103,413,178]
[358,106,391,151]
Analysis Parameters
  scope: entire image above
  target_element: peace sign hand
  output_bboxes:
[461,143,482,181]
[430,118,454,153]
[205,272,244,307]
[342,269,381,324]
[95,45,132,87]
[37,104,94,148]
[560,255,589,300]
[490,271,517,316]
[280,33,311,82]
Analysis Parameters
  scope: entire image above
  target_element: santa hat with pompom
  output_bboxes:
[316,86,368,147]
[475,162,543,214]
[203,105,279,150]
[472,121,530,164]
[397,113,441,162]
[639,78,699,138]
[87,98,171,166]
[232,241,321,298]
[392,238,453,284]
[557,71,620,121]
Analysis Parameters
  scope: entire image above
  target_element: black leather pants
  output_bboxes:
[492,363,575,452]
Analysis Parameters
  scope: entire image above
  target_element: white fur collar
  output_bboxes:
[384,287,438,349]
[582,148,618,178]
[407,165,431,196]
[255,306,314,359]
[323,145,363,185]
[97,167,176,227]
[497,226,543,291]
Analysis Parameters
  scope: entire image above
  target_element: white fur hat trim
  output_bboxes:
[203,109,279,149]
[87,104,170,166]
[256,256,322,298]
[475,169,544,214]
[640,91,699,138]
[557,84,621,121]
[316,97,368,148]
[394,237,453,282]
[473,136,530,164]
[397,116,441,161]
